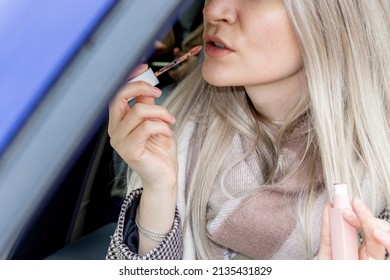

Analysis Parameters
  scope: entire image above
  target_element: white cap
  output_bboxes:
[333,183,349,196]
[126,67,159,86]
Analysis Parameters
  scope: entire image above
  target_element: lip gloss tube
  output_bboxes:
[329,183,359,260]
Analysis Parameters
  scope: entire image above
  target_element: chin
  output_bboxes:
[201,65,235,87]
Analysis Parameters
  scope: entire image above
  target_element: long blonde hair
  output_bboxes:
[128,0,390,259]
[282,0,390,258]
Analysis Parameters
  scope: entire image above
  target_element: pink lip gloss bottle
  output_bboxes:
[329,183,359,260]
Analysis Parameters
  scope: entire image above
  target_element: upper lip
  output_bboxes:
[204,34,234,51]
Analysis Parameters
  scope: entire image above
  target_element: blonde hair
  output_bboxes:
[283,0,390,256]
[128,0,390,259]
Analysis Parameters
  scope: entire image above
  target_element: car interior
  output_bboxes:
[0,0,198,260]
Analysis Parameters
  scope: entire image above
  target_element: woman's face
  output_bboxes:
[202,0,302,88]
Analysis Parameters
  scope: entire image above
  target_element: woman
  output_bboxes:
[107,0,390,260]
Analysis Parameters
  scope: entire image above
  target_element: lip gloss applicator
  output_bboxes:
[329,183,359,260]
[127,45,203,87]
[154,45,202,77]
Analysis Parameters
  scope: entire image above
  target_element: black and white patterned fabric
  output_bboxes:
[106,189,183,260]
[379,207,390,222]
[378,207,390,260]
[106,188,390,260]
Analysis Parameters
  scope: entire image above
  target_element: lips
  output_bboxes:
[204,35,234,58]
[204,35,233,50]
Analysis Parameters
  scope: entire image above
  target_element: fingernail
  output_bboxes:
[153,88,162,96]
[170,115,176,123]
[343,208,355,219]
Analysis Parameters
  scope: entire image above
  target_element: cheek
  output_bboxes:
[275,18,301,64]
[246,18,302,77]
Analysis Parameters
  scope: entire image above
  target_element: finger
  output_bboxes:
[342,208,362,229]
[117,81,162,102]
[351,197,377,231]
[108,82,161,135]
[134,95,156,106]
[358,245,372,260]
[111,103,175,143]
[125,120,174,160]
[317,203,333,259]
[372,218,390,255]
[372,227,390,252]
[352,198,384,259]
[376,218,390,233]
[343,205,390,243]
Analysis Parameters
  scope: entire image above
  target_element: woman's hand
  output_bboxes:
[108,64,179,255]
[108,64,178,192]
[317,199,390,260]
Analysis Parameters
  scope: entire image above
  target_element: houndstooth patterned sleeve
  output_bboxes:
[106,188,183,260]
[378,206,390,260]
[378,206,390,222]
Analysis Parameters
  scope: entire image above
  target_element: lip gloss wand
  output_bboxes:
[153,45,203,77]
[127,45,203,86]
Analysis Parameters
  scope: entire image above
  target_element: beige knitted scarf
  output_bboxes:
[182,120,387,259]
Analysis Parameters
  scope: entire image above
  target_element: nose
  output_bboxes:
[203,0,237,25]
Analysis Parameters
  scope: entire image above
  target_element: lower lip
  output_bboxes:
[204,43,234,58]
